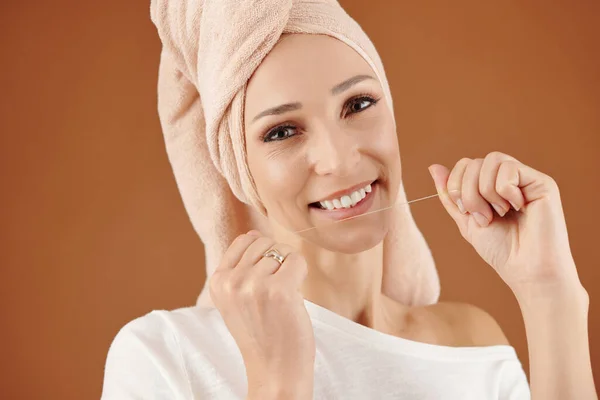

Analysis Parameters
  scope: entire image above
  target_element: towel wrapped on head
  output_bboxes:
[149,0,441,307]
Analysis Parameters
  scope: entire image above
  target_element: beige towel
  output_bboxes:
[150,0,441,308]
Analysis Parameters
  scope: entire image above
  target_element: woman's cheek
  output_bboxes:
[365,116,402,193]
[355,114,398,158]
[254,150,307,206]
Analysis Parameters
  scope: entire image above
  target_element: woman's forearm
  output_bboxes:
[514,281,597,400]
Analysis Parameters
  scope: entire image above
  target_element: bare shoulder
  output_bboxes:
[427,301,510,347]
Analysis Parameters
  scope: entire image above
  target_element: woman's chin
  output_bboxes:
[299,216,390,254]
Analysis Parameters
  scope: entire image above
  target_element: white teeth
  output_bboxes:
[341,195,352,208]
[319,200,334,210]
[317,182,375,210]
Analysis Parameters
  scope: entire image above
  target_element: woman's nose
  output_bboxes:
[310,126,361,177]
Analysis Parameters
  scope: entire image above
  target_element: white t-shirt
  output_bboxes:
[101,300,530,399]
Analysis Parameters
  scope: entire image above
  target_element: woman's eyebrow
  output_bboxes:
[331,74,375,95]
[251,74,376,123]
[252,102,302,123]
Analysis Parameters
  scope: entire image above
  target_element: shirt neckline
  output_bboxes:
[303,299,518,361]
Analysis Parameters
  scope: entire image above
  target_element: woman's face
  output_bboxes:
[244,34,401,253]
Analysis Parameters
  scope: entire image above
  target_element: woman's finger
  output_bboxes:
[270,250,309,289]
[447,158,471,213]
[461,158,494,227]
[503,160,559,208]
[249,243,295,278]
[429,164,469,236]
[237,235,276,272]
[479,152,517,216]
[215,231,262,272]
[495,161,523,210]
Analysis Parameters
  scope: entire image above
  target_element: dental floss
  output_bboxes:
[295,189,459,234]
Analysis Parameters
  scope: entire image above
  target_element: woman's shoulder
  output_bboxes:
[108,305,225,348]
[102,306,234,398]
[104,305,229,371]
[421,301,511,348]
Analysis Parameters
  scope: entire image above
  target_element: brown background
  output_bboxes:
[1,1,598,399]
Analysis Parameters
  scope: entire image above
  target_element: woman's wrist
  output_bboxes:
[515,280,589,337]
[510,277,588,315]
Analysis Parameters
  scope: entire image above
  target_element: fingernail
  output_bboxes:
[456,198,467,214]
[247,230,261,236]
[491,203,506,217]
[472,212,489,227]
[509,201,520,211]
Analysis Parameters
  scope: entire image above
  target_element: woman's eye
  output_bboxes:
[345,96,378,117]
[263,125,297,142]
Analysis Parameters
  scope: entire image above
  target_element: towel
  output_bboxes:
[149,0,441,308]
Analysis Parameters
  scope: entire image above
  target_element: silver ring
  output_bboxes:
[262,248,286,265]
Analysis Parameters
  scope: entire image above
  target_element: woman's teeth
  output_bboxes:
[319,183,372,210]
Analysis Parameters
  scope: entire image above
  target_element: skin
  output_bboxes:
[208,34,596,399]
[243,33,402,325]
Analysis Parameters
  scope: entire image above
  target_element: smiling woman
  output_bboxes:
[98,1,597,399]
[244,34,400,253]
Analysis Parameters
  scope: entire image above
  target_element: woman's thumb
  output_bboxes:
[428,164,469,233]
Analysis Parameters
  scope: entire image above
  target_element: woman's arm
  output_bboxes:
[515,281,596,400]
[428,153,597,399]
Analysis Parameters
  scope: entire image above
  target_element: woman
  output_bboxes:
[102,1,596,399]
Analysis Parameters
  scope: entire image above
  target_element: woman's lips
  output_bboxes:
[309,182,377,221]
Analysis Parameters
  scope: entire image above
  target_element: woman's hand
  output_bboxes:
[429,151,596,399]
[209,231,315,399]
[428,151,582,295]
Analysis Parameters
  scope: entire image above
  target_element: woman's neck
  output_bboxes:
[273,224,397,328]
[302,242,383,319]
